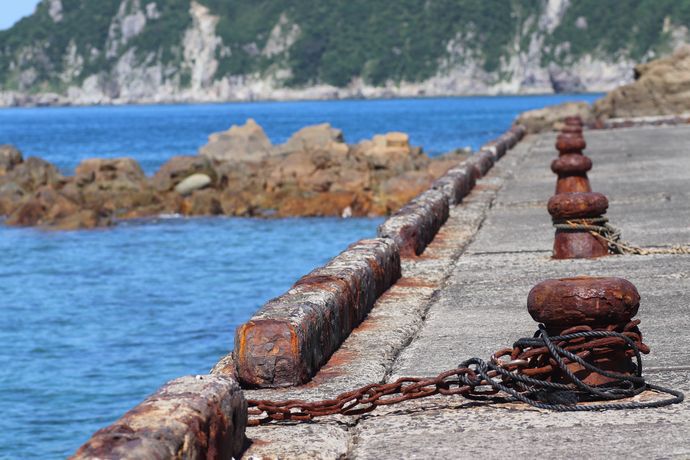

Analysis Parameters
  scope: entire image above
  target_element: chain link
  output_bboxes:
[246,321,684,426]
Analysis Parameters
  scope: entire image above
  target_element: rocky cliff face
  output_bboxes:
[1,0,690,106]
[593,45,690,119]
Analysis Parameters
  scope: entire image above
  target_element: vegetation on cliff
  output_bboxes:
[2,0,690,99]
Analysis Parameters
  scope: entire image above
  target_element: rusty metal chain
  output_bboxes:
[247,321,684,426]
[553,217,690,255]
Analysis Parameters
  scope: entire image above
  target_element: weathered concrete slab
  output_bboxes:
[351,369,690,460]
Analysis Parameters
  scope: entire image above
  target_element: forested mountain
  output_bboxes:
[2,0,689,105]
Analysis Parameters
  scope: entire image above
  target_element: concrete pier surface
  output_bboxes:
[241,125,690,459]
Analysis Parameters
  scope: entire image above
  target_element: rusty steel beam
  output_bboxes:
[234,238,400,388]
[431,165,475,205]
[377,189,450,257]
[466,150,496,177]
[71,375,247,460]
[480,139,508,160]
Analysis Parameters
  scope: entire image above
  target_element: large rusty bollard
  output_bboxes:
[551,153,592,193]
[556,133,586,156]
[561,124,583,135]
[528,276,645,385]
[548,192,609,259]
[564,115,584,127]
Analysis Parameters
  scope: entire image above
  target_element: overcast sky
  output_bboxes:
[0,0,41,30]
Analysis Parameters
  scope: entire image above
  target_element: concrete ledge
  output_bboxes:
[234,238,400,387]
[377,188,450,257]
[431,166,475,205]
[465,150,496,177]
[71,375,247,460]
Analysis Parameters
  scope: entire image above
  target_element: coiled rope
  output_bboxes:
[553,217,690,255]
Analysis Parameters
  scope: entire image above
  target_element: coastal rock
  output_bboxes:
[354,132,425,173]
[5,185,110,229]
[72,158,156,212]
[548,64,586,93]
[174,173,212,195]
[0,157,64,216]
[74,158,145,184]
[152,155,215,192]
[0,182,26,215]
[516,101,593,133]
[0,157,63,192]
[280,123,346,154]
[594,45,690,119]
[277,191,369,217]
[378,171,435,214]
[199,118,273,162]
[179,189,223,216]
[0,120,472,228]
[0,145,23,175]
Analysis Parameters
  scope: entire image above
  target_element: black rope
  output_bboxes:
[457,326,684,411]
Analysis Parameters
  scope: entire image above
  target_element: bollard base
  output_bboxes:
[553,231,609,259]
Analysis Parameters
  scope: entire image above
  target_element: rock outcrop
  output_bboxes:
[516,102,594,134]
[516,44,690,133]
[199,119,273,163]
[0,121,469,230]
[594,45,690,119]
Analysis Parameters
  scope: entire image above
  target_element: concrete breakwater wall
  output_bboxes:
[70,124,526,458]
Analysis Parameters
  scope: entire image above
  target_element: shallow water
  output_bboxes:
[0,94,600,458]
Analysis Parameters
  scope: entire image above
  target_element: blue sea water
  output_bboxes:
[0,94,600,459]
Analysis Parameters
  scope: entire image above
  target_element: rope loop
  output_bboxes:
[552,217,690,255]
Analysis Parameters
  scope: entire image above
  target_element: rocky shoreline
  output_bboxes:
[518,45,690,132]
[0,121,468,230]
[4,43,690,231]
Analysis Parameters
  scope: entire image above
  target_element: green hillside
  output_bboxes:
[1,0,689,97]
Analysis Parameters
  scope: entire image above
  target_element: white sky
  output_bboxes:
[0,0,42,30]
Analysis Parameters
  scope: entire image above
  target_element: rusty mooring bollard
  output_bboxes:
[561,124,583,135]
[551,153,592,193]
[556,133,586,156]
[548,192,609,259]
[563,115,584,127]
[527,276,644,385]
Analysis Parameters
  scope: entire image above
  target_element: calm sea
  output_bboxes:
[0,94,600,459]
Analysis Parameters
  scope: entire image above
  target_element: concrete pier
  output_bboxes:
[241,125,690,459]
